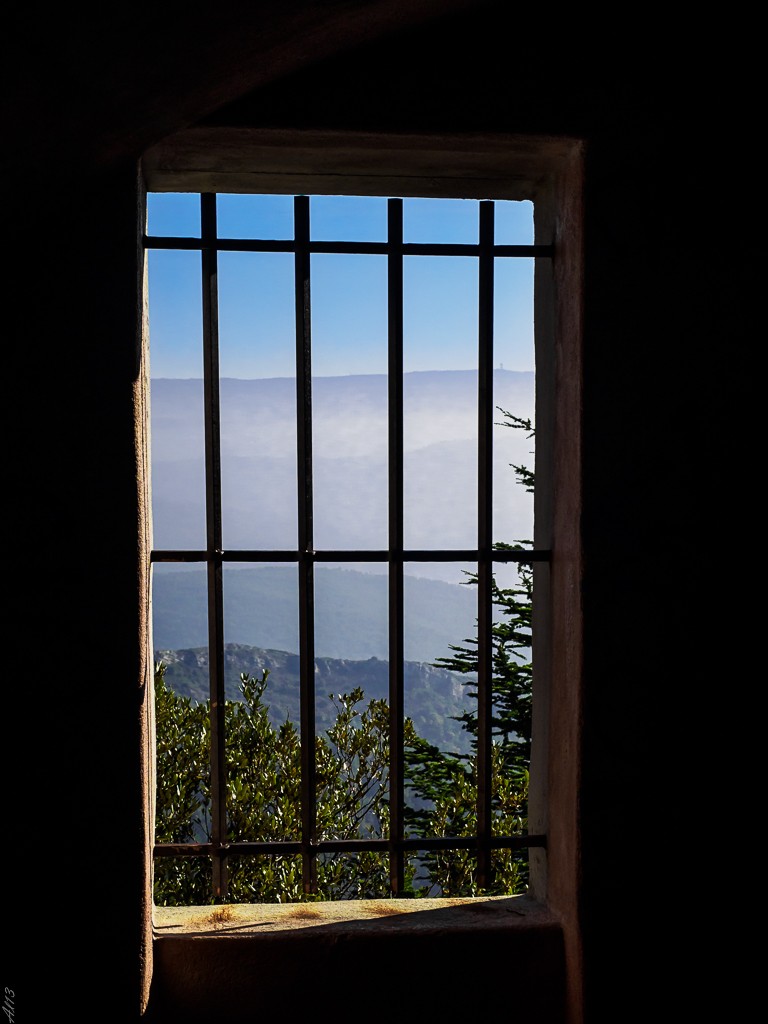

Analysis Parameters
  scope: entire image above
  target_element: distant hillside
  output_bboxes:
[150,369,535,566]
[156,642,475,754]
[151,564,480,664]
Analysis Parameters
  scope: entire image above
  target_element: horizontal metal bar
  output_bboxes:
[150,550,215,562]
[154,844,214,858]
[403,243,552,257]
[214,550,302,562]
[144,236,294,252]
[144,234,553,259]
[401,549,548,563]
[154,834,545,857]
[403,834,545,851]
[152,548,550,564]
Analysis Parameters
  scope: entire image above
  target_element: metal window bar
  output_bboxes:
[294,196,318,895]
[476,200,495,888]
[200,193,228,901]
[148,194,553,902]
[387,199,406,894]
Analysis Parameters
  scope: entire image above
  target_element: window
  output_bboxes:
[141,130,579,910]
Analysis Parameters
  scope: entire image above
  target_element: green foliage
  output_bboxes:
[408,751,529,896]
[154,669,210,844]
[153,666,411,905]
[496,407,535,495]
[154,673,213,904]
[429,561,532,766]
[154,406,535,904]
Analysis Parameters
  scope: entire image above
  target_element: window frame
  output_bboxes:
[139,127,583,919]
[146,189,547,903]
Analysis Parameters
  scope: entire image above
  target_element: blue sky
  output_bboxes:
[146,193,535,379]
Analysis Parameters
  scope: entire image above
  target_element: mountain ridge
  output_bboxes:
[156,641,475,754]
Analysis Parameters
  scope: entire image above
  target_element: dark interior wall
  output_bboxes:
[3,5,757,1021]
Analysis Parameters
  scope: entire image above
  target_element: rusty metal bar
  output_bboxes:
[201,192,228,902]
[476,200,495,889]
[154,832,546,857]
[144,233,553,260]
[151,547,550,564]
[216,550,547,563]
[294,195,317,896]
[387,198,405,895]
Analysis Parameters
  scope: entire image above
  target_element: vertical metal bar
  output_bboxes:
[476,200,495,888]
[201,192,228,901]
[387,198,405,894]
[294,195,317,895]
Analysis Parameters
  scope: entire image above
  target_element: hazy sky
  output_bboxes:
[146,193,536,379]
